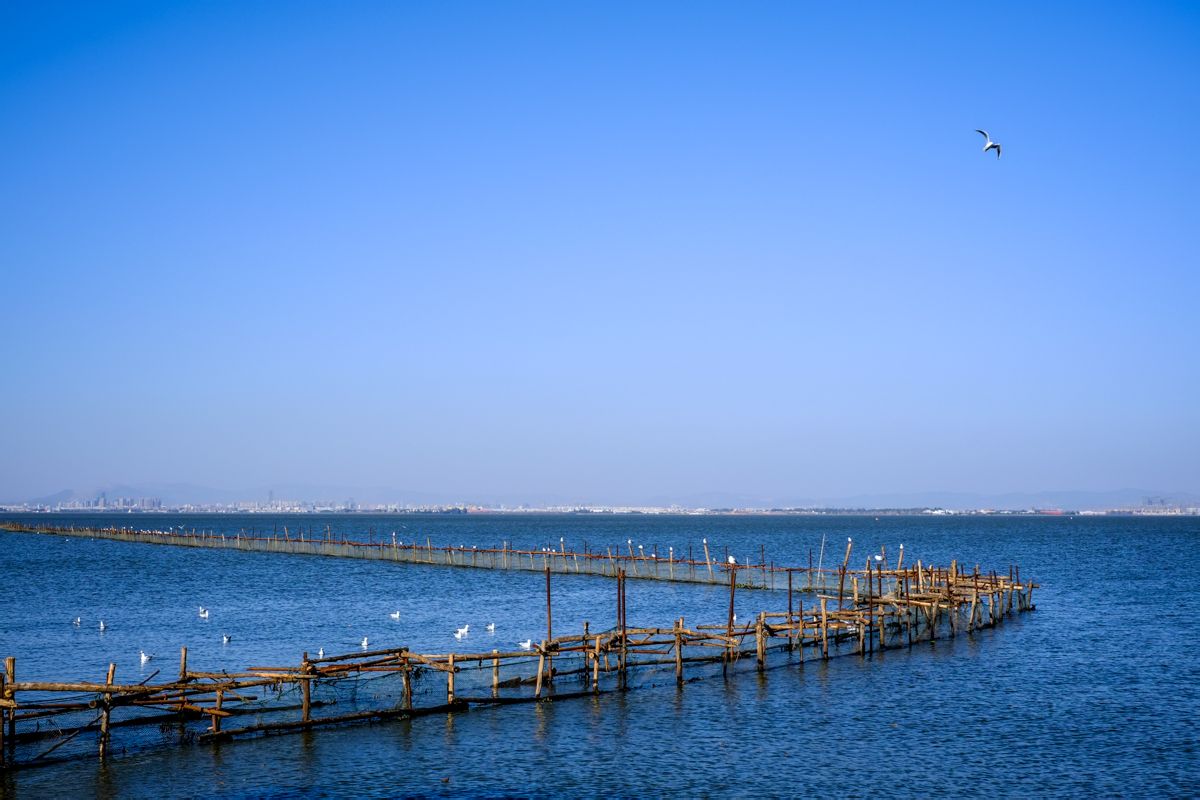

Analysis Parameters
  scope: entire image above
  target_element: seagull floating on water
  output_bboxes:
[222,634,231,645]
[317,648,324,659]
[73,617,81,626]
[361,637,369,649]
[486,622,495,633]
[198,606,209,619]
[140,650,153,665]
[975,129,1001,159]
[453,629,466,640]
[99,620,107,632]
[519,639,533,650]
[389,611,401,620]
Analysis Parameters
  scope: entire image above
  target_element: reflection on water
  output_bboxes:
[2,513,1199,797]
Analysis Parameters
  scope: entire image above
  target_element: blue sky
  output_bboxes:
[1,2,1197,504]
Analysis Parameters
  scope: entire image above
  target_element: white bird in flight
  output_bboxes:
[976,129,1001,159]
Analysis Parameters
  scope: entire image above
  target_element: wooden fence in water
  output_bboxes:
[0,539,1038,770]
[2,521,853,591]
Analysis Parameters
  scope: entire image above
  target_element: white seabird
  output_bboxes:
[976,129,1001,159]
[140,650,153,665]
[519,639,533,650]
[389,611,401,620]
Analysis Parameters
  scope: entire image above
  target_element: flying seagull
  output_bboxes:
[976,129,1001,159]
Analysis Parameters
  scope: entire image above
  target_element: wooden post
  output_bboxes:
[3,657,12,759]
[212,689,224,734]
[545,564,553,642]
[674,618,684,685]
[798,600,805,664]
[98,662,115,760]
[492,650,500,697]
[726,566,737,650]
[755,612,766,671]
[179,646,188,683]
[0,667,6,767]
[592,636,602,692]
[787,571,794,650]
[301,652,312,722]
[534,647,545,698]
[447,652,456,702]
[702,539,713,579]
[402,660,413,709]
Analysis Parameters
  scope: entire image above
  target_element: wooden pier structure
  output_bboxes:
[0,523,1039,770]
[2,521,846,591]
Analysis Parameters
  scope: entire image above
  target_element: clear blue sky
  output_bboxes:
[2,1,1197,505]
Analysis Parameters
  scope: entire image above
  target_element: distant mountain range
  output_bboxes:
[10,483,1198,511]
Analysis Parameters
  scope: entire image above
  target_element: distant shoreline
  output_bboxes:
[1,507,1195,517]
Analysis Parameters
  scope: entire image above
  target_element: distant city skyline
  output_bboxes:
[2,3,1197,503]
[7,481,1199,514]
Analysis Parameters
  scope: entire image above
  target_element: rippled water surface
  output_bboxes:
[2,513,1197,797]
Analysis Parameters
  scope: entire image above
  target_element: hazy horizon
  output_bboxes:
[2,3,1197,503]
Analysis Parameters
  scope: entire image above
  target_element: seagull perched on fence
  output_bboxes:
[975,129,1001,159]
[728,555,736,565]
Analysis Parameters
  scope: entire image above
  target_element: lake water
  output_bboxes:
[1,513,1197,797]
